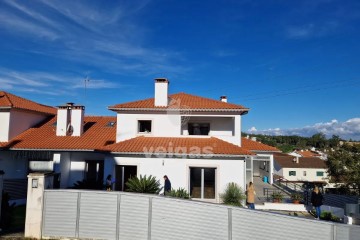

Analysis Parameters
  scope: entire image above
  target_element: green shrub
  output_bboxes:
[290,192,303,201]
[168,188,191,199]
[320,211,341,222]
[220,182,246,207]
[125,175,163,194]
[271,191,284,202]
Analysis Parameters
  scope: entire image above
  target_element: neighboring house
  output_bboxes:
[1,79,270,203]
[0,91,56,201]
[273,153,328,184]
[289,149,327,160]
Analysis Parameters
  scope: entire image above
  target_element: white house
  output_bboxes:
[0,79,282,203]
[273,153,328,184]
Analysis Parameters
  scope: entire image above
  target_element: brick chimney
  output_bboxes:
[154,78,169,107]
[56,103,85,136]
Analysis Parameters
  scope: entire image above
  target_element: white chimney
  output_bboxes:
[154,78,169,107]
[293,157,299,164]
[251,137,256,142]
[220,95,227,102]
[56,103,85,136]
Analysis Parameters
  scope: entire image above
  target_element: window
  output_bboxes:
[188,123,210,135]
[316,171,324,177]
[289,171,296,176]
[190,167,216,199]
[303,171,307,176]
[138,120,152,133]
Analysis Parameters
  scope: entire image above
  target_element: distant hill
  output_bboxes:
[242,132,347,153]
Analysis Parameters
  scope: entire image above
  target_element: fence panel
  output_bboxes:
[336,224,360,240]
[42,191,78,238]
[324,194,359,209]
[151,198,228,240]
[41,190,360,240]
[78,192,118,240]
[119,194,150,240]
[232,208,332,240]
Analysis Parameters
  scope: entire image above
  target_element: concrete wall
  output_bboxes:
[109,155,246,203]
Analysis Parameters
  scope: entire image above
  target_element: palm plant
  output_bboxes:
[168,188,191,199]
[220,182,246,207]
[125,175,163,194]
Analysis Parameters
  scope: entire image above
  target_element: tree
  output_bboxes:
[326,144,360,194]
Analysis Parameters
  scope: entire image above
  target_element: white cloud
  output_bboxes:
[248,118,360,140]
[0,69,118,94]
[286,21,339,39]
[0,0,186,76]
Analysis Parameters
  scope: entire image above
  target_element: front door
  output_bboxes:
[115,165,137,191]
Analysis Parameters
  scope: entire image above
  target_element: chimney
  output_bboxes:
[293,157,299,164]
[154,78,169,107]
[220,95,227,102]
[56,103,85,136]
[251,137,256,142]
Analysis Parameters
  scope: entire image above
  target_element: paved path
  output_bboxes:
[252,176,278,204]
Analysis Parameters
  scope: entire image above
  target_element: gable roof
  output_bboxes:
[109,92,249,113]
[4,116,116,151]
[241,137,281,152]
[104,136,254,156]
[274,153,326,169]
[0,91,56,115]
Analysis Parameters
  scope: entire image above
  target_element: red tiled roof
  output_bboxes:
[109,92,249,112]
[5,116,116,151]
[274,153,326,169]
[104,136,254,156]
[295,150,321,157]
[241,137,280,152]
[0,91,56,115]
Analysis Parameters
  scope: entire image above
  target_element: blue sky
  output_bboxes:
[0,0,360,140]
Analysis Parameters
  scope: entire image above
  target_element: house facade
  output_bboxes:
[1,79,280,203]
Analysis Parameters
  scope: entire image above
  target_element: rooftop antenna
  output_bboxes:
[84,76,90,105]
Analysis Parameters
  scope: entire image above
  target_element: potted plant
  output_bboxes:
[290,192,303,204]
[271,191,283,203]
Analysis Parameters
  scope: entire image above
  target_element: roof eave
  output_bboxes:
[9,148,95,152]
[109,151,250,157]
[108,107,250,113]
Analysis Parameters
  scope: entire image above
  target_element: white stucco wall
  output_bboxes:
[0,151,28,179]
[0,111,11,142]
[117,112,242,146]
[9,109,49,141]
[109,155,246,203]
[116,113,182,142]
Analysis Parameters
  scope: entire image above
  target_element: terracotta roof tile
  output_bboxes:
[5,116,116,151]
[104,136,254,156]
[0,91,56,115]
[295,150,321,157]
[274,153,326,169]
[241,138,280,152]
[109,92,248,112]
